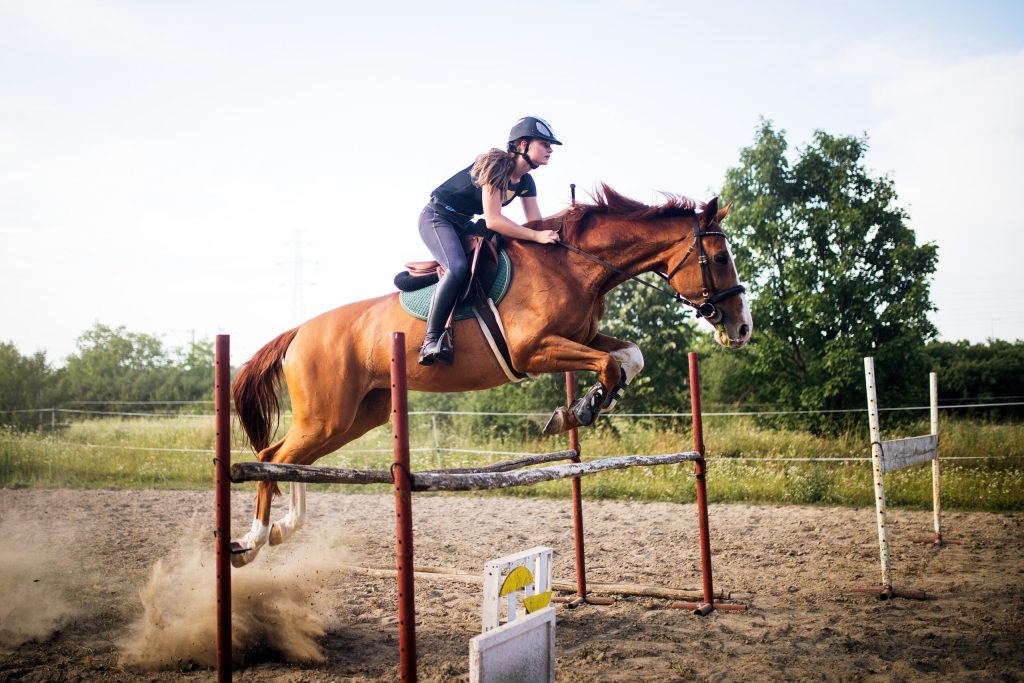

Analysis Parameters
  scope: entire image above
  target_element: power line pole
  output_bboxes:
[278,230,317,324]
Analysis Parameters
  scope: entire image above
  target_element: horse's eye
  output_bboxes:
[713,253,729,265]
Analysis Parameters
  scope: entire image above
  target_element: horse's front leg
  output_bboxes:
[588,334,644,412]
[514,337,623,435]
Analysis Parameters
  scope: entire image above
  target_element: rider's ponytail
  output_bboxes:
[470,148,516,192]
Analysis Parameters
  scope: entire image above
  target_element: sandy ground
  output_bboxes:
[0,488,1022,682]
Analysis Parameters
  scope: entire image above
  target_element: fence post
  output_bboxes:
[432,413,442,469]
[215,334,232,682]
[391,332,417,682]
[863,357,893,593]
[689,353,716,615]
[566,371,588,602]
[930,372,942,543]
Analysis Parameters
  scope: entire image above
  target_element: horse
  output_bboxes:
[229,185,752,566]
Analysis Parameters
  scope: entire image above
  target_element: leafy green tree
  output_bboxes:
[0,342,54,428]
[925,339,1024,418]
[721,120,938,427]
[56,323,172,405]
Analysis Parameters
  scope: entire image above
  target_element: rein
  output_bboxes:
[555,213,746,322]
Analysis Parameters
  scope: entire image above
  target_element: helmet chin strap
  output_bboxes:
[515,140,539,170]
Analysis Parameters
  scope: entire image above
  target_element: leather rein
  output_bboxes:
[555,213,746,323]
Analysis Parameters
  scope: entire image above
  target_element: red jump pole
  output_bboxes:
[391,332,417,682]
[554,372,615,608]
[690,352,715,614]
[567,371,588,603]
[214,334,232,681]
[672,352,746,614]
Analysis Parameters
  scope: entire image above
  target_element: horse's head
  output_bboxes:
[665,197,752,349]
[557,186,752,349]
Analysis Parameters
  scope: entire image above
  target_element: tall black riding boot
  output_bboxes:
[418,273,463,366]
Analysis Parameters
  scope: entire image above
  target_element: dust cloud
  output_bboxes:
[120,531,356,670]
[0,514,77,650]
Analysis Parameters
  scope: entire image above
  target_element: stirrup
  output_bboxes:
[418,329,455,366]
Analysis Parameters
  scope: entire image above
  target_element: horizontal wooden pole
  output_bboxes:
[411,452,701,491]
[231,451,699,490]
[231,462,392,484]
[420,450,577,474]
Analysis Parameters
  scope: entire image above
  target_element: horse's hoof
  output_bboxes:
[543,406,572,435]
[269,523,285,546]
[229,540,260,567]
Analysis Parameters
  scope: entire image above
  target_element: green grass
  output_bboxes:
[1,414,1022,512]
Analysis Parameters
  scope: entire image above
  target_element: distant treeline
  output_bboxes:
[0,324,215,427]
[1,322,1021,431]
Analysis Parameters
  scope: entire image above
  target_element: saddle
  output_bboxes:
[393,235,527,382]
[394,235,501,299]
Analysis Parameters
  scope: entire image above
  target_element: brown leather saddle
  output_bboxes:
[394,235,501,301]
[393,234,526,380]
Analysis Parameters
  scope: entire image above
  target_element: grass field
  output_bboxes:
[1,412,1021,511]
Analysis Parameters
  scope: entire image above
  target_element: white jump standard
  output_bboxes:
[854,357,953,601]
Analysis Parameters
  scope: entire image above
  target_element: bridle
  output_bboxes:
[556,213,746,323]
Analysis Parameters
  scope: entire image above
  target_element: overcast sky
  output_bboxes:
[2,0,1022,364]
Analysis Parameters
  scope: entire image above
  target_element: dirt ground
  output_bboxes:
[0,488,1021,682]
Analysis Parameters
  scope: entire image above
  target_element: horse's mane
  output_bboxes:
[559,184,700,244]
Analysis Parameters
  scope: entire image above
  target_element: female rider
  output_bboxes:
[417,116,562,365]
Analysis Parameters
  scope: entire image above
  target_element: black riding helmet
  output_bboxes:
[507,116,562,170]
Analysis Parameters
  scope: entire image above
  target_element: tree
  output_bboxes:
[0,342,54,428]
[57,323,171,404]
[721,120,938,426]
[925,339,1024,418]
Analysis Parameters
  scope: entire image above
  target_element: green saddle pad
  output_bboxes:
[400,248,513,321]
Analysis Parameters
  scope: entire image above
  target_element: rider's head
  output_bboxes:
[507,116,562,170]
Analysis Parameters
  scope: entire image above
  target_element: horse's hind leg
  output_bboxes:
[230,439,287,567]
[268,478,306,546]
[268,387,392,546]
[223,386,396,566]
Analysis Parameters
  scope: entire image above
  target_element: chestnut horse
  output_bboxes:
[230,186,752,566]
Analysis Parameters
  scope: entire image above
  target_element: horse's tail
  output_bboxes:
[232,327,300,464]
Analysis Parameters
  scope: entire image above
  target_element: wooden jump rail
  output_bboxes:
[214,332,743,683]
[231,451,701,490]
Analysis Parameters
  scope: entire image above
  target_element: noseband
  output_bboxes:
[556,213,746,322]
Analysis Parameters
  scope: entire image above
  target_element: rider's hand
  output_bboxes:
[533,229,561,245]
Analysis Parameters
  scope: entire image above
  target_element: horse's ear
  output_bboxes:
[703,197,719,226]
[717,202,734,223]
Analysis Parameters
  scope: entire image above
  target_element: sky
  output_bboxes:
[2,0,1022,364]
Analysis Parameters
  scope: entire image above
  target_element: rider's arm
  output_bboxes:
[521,195,542,223]
[482,185,559,243]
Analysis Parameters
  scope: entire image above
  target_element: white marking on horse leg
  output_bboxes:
[605,345,644,410]
[231,518,271,567]
[269,483,307,546]
[611,345,644,383]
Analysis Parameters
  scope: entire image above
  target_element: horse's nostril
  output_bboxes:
[739,324,749,338]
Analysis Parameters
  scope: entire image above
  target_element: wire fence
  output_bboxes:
[22,440,1024,463]
[2,399,1022,463]
[4,399,1024,420]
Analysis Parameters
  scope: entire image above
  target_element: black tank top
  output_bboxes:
[431,164,537,217]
